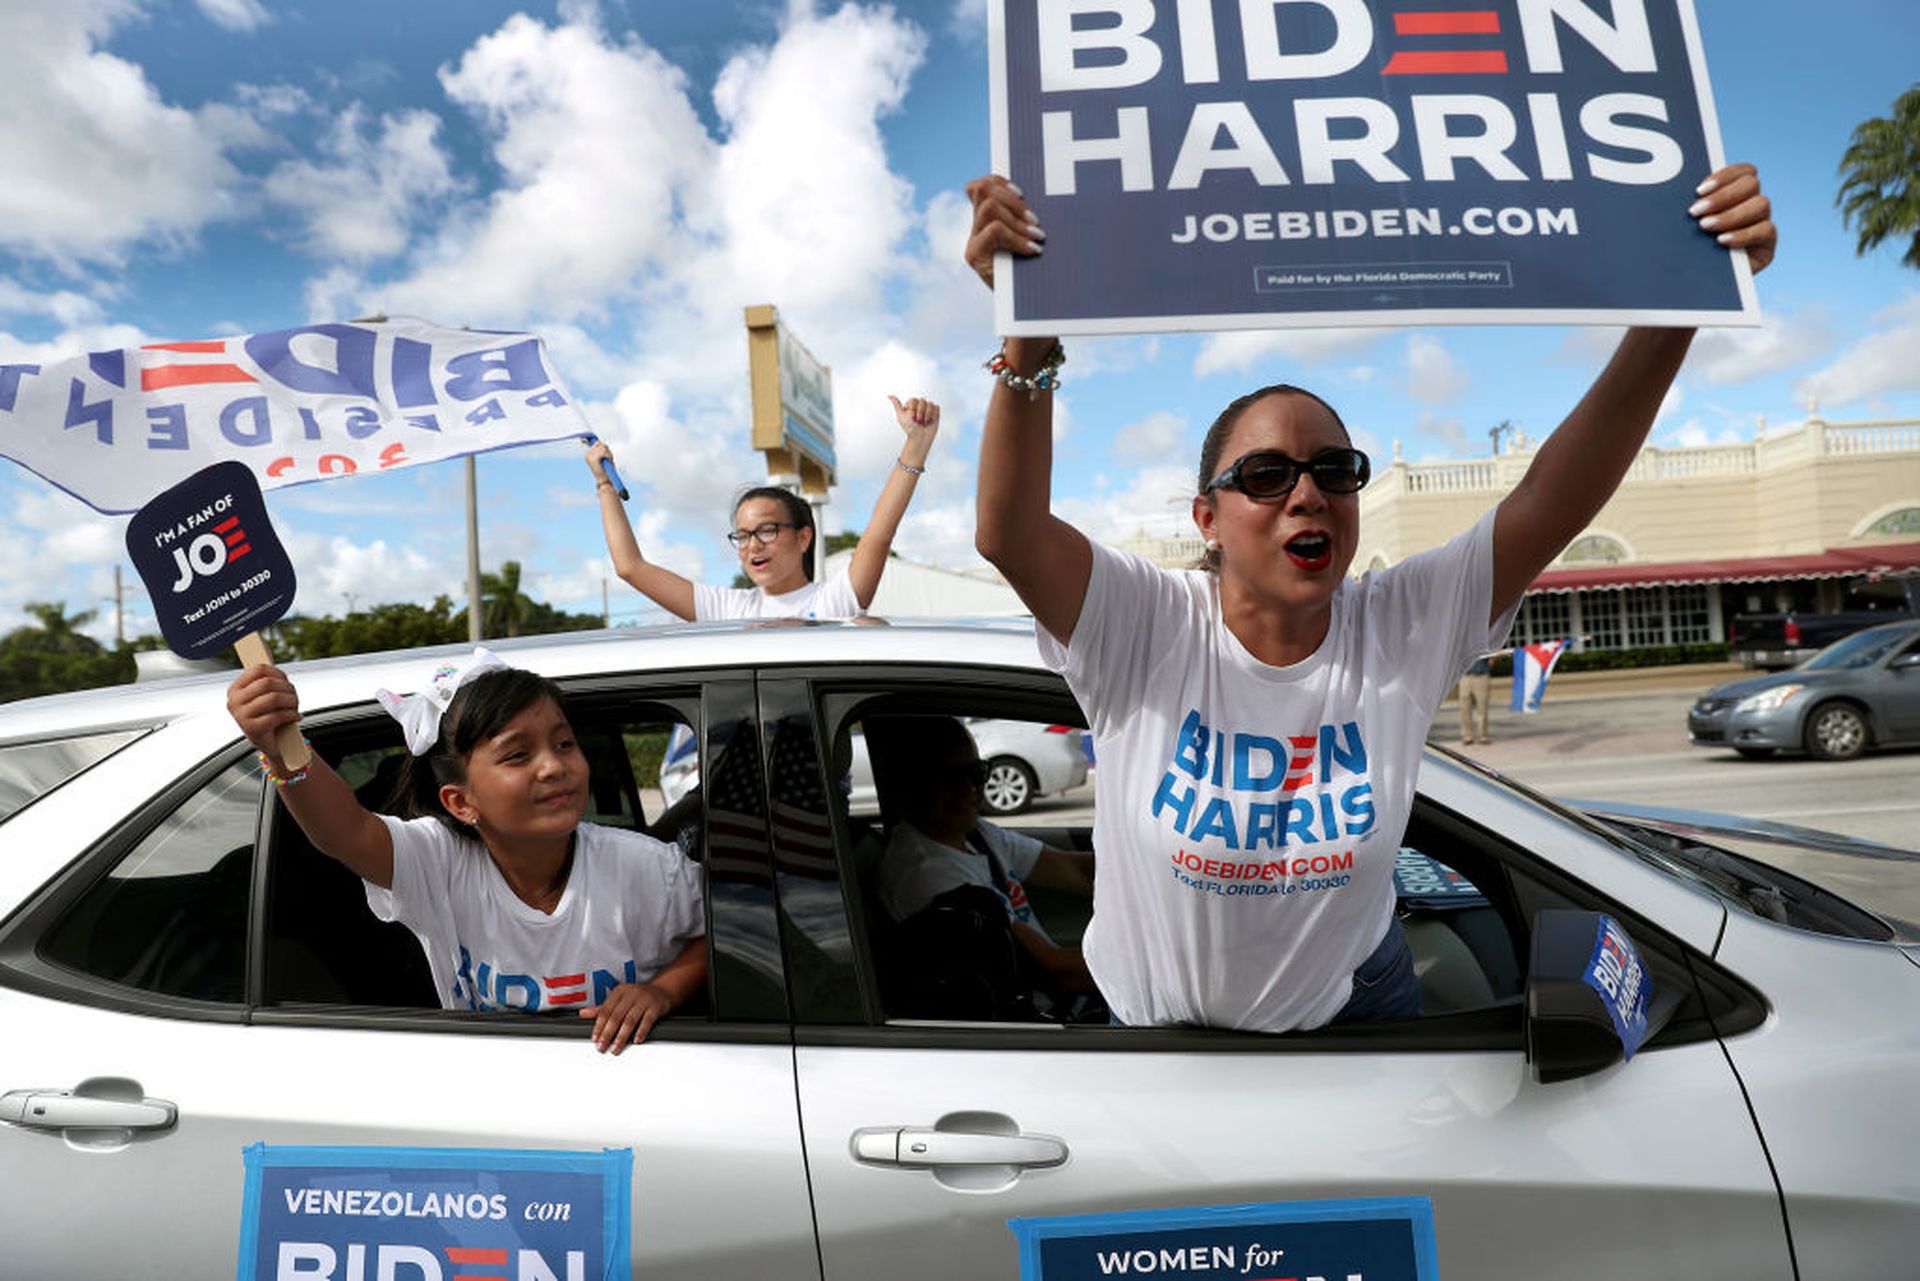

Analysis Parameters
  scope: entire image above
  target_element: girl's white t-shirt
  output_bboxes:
[1039,511,1514,1032]
[365,817,705,1012]
[694,568,863,621]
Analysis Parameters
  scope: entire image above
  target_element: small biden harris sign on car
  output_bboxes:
[236,1145,633,1281]
[125,461,296,661]
[988,0,1757,333]
[1009,1198,1439,1281]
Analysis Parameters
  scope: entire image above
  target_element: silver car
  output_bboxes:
[1688,619,1920,759]
[662,716,1086,816]
[2,620,1916,1278]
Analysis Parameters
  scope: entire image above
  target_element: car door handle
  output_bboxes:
[851,1126,1067,1169]
[0,1088,177,1133]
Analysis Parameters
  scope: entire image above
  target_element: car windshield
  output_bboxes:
[1434,749,1906,941]
[1799,627,1909,670]
[0,729,150,825]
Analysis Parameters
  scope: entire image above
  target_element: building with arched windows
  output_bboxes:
[1117,415,1920,654]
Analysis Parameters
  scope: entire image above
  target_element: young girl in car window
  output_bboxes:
[585,395,939,621]
[227,649,705,1052]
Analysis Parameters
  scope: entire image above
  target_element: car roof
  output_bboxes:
[0,616,1055,743]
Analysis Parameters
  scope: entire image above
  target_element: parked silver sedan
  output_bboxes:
[2,620,1916,1279]
[1688,619,1920,759]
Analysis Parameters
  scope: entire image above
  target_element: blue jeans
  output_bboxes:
[1330,915,1423,1024]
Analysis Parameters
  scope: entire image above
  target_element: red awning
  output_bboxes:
[1529,542,1920,593]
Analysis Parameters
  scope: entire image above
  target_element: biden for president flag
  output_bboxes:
[0,319,590,514]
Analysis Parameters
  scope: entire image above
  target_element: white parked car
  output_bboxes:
[1,619,1916,1279]
[661,715,1086,816]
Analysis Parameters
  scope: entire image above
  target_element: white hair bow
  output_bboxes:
[375,647,512,755]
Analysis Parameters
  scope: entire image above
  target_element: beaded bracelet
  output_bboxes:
[257,740,313,788]
[895,457,926,476]
[985,341,1065,398]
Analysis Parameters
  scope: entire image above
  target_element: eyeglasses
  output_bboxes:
[726,521,800,548]
[940,760,992,789]
[1205,447,1371,501]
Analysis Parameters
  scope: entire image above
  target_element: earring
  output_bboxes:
[1204,539,1220,551]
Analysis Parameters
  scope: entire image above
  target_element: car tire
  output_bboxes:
[981,757,1037,816]
[1733,746,1776,760]
[1803,702,1870,761]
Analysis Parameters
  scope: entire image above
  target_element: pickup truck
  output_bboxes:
[1730,577,1919,668]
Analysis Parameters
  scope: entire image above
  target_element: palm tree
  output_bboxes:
[479,562,534,638]
[13,602,103,655]
[1836,84,1920,270]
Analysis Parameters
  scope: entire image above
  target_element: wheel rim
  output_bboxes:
[983,762,1030,812]
[1813,708,1865,757]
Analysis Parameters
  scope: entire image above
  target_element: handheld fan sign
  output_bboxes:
[125,460,308,768]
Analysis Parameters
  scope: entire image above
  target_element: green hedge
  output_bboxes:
[1486,642,1729,676]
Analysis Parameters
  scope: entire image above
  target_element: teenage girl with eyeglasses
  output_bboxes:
[585,395,940,621]
[962,164,1776,1035]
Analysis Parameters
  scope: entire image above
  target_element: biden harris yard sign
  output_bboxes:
[988,0,1758,334]
[0,319,590,515]
[236,1144,633,1281]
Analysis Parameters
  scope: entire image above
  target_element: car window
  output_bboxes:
[38,756,259,1003]
[263,696,707,1012]
[1800,627,1907,670]
[0,728,149,824]
[805,685,1099,1025]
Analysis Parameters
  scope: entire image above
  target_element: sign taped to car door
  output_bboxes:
[1009,1197,1439,1281]
[988,0,1757,333]
[237,1144,632,1281]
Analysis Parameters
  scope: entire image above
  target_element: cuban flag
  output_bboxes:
[1511,638,1574,713]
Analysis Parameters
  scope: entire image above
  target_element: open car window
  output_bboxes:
[262,694,704,1012]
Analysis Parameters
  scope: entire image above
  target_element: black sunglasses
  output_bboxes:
[1205,447,1371,501]
[940,760,992,789]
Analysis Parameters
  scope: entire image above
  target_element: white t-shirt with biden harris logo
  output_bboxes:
[365,817,705,1013]
[1039,510,1513,1033]
[694,568,863,621]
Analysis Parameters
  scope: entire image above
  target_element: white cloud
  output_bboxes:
[1689,308,1834,386]
[1057,462,1195,544]
[0,484,129,639]
[1112,410,1187,464]
[262,107,462,263]
[1410,412,1470,456]
[1793,295,1920,409]
[1402,334,1468,407]
[196,0,269,33]
[363,14,714,324]
[283,531,444,616]
[1193,327,1389,378]
[0,0,256,266]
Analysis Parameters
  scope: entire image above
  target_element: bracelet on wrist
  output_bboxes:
[257,740,313,788]
[985,342,1065,398]
[895,457,926,476]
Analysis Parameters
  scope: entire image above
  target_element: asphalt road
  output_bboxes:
[1024,666,1918,927]
[1427,671,1920,853]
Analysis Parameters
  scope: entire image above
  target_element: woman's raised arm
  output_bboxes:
[847,396,940,608]
[1490,163,1776,623]
[587,441,698,622]
[965,175,1094,646]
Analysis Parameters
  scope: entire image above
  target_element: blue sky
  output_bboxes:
[2,0,1918,638]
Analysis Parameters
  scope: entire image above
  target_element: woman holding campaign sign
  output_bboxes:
[228,649,706,1053]
[963,164,1774,1033]
[585,394,941,621]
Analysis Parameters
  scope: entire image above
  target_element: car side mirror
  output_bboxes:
[1525,910,1679,1084]
[1890,652,1920,671]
